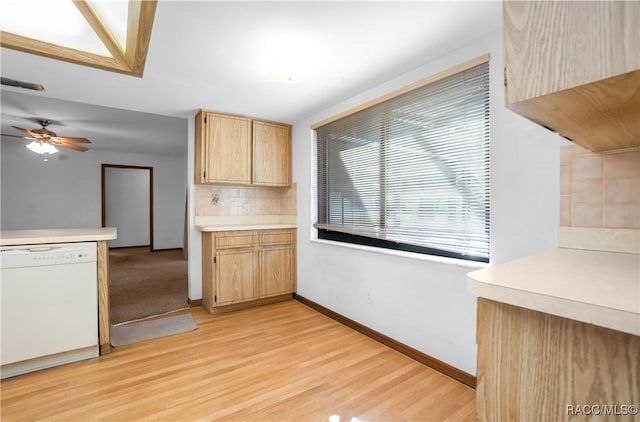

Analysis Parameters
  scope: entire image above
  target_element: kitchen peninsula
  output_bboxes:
[1,228,117,354]
[468,247,640,421]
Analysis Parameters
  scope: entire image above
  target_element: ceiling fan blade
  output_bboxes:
[57,136,91,144]
[57,142,88,152]
[1,133,28,139]
[11,126,37,137]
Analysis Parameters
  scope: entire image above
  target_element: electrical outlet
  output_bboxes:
[243,203,251,214]
[210,193,219,205]
[366,290,372,304]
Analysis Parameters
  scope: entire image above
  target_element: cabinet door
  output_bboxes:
[259,245,294,298]
[259,229,295,298]
[252,121,291,186]
[215,248,256,306]
[205,113,251,184]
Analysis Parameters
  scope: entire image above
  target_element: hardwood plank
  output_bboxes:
[295,293,476,388]
[1,301,474,421]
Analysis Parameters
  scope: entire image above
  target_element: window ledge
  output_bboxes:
[310,237,489,269]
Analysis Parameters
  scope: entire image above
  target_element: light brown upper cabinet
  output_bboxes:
[195,111,251,184]
[195,110,292,186]
[504,1,639,152]
[253,121,292,186]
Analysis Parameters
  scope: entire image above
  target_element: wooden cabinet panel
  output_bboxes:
[195,110,292,186]
[259,246,294,298]
[476,298,640,421]
[504,1,639,104]
[195,111,251,184]
[215,248,256,306]
[215,232,256,249]
[201,229,296,313]
[253,121,291,186]
[205,113,251,184]
[259,230,294,246]
[503,1,640,152]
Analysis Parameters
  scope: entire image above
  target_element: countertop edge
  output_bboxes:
[195,224,297,232]
[467,268,640,337]
[0,228,117,246]
[467,248,640,336]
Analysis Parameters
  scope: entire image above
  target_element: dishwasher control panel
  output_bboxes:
[0,242,97,269]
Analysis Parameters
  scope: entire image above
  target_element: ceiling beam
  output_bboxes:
[73,0,130,70]
[126,0,158,76]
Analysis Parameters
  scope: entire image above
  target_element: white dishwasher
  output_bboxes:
[0,242,99,379]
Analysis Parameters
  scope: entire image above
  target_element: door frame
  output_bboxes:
[101,164,154,250]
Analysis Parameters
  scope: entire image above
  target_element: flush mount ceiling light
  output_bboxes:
[262,31,324,84]
[0,0,157,77]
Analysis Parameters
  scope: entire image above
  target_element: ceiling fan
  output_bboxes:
[2,119,91,161]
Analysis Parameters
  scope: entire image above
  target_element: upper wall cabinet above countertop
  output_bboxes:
[503,1,639,152]
[195,110,292,186]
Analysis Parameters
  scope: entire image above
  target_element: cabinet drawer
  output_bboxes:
[215,232,257,249]
[260,230,294,246]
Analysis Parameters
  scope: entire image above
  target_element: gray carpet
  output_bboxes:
[110,314,198,347]
[109,247,189,324]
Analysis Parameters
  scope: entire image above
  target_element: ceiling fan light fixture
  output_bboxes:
[26,140,59,161]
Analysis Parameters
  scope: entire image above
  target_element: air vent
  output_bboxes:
[1,77,45,91]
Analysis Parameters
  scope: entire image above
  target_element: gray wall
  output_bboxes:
[104,167,151,248]
[1,141,186,250]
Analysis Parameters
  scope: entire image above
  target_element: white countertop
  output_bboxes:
[467,248,640,336]
[196,223,297,232]
[194,215,296,232]
[0,228,117,246]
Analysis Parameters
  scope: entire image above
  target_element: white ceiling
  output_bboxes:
[0,1,501,155]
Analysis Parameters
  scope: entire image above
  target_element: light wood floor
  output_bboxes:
[1,300,475,421]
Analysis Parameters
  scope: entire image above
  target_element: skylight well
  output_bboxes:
[0,0,156,77]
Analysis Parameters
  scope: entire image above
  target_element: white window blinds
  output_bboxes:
[315,59,490,262]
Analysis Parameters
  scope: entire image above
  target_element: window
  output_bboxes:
[314,56,490,263]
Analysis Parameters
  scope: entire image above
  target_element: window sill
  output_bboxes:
[310,237,489,270]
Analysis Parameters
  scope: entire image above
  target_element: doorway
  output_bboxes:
[101,164,189,324]
[101,164,153,249]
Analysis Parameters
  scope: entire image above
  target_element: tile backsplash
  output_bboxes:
[560,146,639,229]
[195,184,296,217]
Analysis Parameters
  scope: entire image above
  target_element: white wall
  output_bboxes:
[292,31,562,375]
[104,167,151,248]
[1,141,186,250]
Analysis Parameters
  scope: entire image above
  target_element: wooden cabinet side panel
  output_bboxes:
[253,121,291,186]
[504,1,640,104]
[97,240,110,354]
[206,114,252,184]
[476,298,640,422]
[201,233,215,313]
[216,249,257,306]
[194,111,206,184]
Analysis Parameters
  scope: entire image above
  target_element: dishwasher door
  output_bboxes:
[1,242,98,378]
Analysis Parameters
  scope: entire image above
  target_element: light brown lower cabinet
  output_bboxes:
[476,298,640,421]
[202,229,296,313]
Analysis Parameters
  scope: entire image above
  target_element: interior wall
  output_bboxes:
[291,31,562,375]
[104,167,151,248]
[0,141,186,250]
